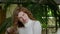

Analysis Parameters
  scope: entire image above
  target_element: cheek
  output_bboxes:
[24,15,29,19]
[24,17,27,19]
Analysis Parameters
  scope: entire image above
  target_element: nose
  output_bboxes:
[21,16,25,20]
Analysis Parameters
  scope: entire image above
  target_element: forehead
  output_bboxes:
[18,11,24,15]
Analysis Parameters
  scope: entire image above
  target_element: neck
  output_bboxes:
[23,18,31,24]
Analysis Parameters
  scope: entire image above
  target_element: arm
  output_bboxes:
[34,21,42,34]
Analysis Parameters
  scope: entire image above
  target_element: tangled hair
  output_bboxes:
[12,6,36,27]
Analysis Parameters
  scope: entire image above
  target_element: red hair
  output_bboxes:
[12,6,36,27]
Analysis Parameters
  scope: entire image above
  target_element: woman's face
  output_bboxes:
[17,11,30,24]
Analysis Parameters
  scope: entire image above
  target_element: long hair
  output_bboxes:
[12,6,36,27]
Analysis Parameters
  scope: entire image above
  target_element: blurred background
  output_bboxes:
[0,0,60,34]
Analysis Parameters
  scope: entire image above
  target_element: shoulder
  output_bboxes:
[33,20,41,26]
[33,20,42,29]
[33,20,41,24]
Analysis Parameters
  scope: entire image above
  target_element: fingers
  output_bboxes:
[7,26,17,34]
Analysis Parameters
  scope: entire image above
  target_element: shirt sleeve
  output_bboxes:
[33,21,42,34]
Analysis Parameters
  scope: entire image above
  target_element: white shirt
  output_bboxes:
[57,28,60,34]
[5,19,42,34]
[17,19,42,34]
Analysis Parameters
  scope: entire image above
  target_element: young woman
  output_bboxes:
[5,6,42,34]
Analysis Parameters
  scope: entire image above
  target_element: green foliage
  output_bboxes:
[0,17,12,34]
